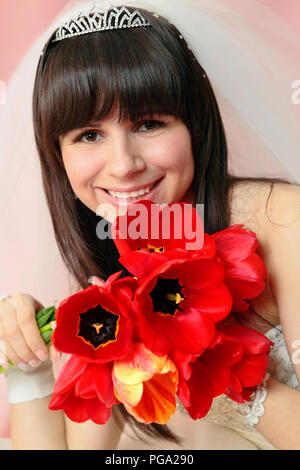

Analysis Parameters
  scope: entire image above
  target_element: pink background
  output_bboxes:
[0,0,299,441]
[0,0,69,83]
[1,0,300,84]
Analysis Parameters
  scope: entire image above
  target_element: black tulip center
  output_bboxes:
[77,304,119,349]
[149,277,184,317]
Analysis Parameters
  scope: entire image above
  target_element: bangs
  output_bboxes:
[41,23,188,140]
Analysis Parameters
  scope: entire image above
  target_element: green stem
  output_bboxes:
[40,323,53,334]
[0,361,14,374]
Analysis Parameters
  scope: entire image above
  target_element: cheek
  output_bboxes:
[145,133,194,171]
[172,143,194,170]
[62,150,100,186]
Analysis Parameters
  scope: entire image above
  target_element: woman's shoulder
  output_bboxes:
[227,179,300,332]
[263,181,300,228]
[228,179,272,236]
[228,179,300,238]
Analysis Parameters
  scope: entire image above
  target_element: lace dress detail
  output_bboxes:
[226,373,270,427]
[176,325,300,450]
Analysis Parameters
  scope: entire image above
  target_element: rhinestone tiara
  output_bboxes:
[52,4,151,43]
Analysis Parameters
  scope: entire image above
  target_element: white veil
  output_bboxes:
[0,0,299,442]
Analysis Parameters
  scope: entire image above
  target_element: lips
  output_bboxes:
[95,178,163,207]
[100,178,163,194]
[104,183,153,197]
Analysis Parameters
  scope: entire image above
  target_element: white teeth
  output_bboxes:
[108,184,154,199]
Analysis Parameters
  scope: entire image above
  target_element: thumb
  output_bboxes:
[88,276,106,287]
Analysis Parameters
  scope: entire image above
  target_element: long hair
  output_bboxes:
[32,6,289,445]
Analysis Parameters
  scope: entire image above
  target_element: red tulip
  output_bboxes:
[173,332,243,419]
[52,274,137,363]
[220,324,273,402]
[111,200,215,278]
[211,225,267,313]
[48,355,118,424]
[133,253,233,356]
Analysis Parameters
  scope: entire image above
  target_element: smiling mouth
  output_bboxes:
[102,178,163,200]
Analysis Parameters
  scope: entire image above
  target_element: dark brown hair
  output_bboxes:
[32,5,291,446]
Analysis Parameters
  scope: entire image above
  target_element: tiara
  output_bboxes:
[52,4,151,42]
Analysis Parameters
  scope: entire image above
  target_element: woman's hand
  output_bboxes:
[0,294,49,369]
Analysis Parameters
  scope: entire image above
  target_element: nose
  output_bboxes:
[105,131,145,178]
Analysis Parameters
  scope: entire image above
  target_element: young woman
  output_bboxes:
[0,1,299,450]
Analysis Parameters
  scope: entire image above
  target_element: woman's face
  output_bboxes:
[59,104,195,223]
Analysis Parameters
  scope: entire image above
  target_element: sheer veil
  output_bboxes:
[0,0,299,439]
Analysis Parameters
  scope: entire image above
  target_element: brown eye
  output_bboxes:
[138,120,165,132]
[76,131,101,144]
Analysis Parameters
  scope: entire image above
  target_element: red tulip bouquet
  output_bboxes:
[1,200,272,425]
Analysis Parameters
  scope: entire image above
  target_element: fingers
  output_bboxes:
[0,297,39,367]
[14,296,48,360]
[0,294,48,369]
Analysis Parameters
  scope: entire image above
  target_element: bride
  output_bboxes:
[0,0,299,450]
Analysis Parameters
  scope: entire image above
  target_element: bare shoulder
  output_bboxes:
[265,182,300,230]
[228,179,300,237]
[228,179,272,236]
[262,181,300,276]
[227,180,300,332]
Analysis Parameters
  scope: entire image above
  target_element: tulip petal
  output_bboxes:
[177,378,191,408]
[93,362,118,407]
[49,389,72,410]
[212,225,258,261]
[85,398,112,425]
[119,251,169,279]
[220,324,272,354]
[185,362,214,419]
[134,292,172,355]
[203,364,231,397]
[53,355,88,395]
[185,283,233,322]
[113,343,167,385]
[169,349,198,381]
[113,381,144,407]
[167,257,225,291]
[74,364,98,399]
[225,372,244,403]
[232,353,268,387]
[161,308,216,353]
[129,372,177,424]
[62,395,90,423]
